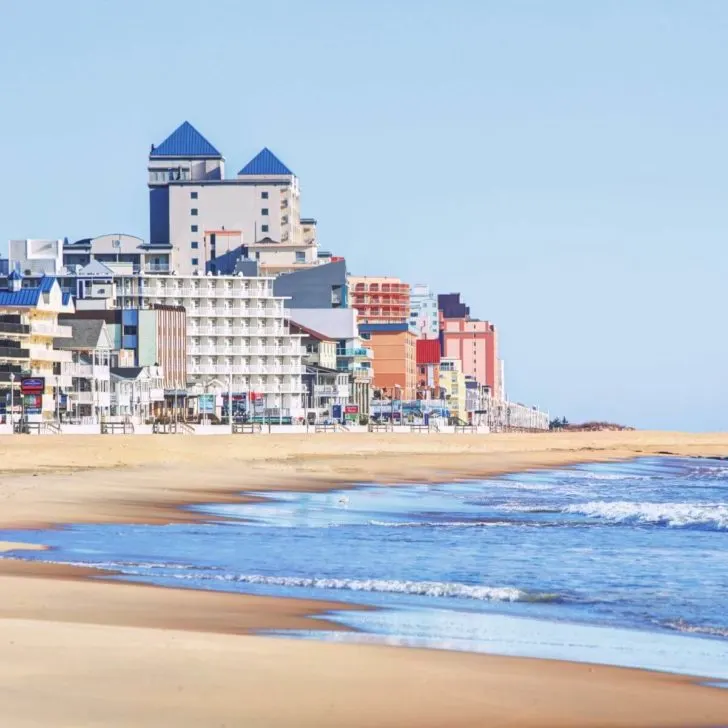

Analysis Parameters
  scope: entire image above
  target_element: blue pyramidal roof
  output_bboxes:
[150,121,222,159]
[238,148,293,175]
[8,269,22,281]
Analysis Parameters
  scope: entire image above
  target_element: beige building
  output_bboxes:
[439,357,467,422]
[148,122,319,276]
[0,272,74,419]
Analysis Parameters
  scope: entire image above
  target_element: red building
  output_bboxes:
[416,339,441,399]
[349,276,410,325]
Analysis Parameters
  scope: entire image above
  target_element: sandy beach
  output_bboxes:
[1,431,728,727]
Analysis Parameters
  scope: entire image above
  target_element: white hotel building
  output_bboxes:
[114,273,305,416]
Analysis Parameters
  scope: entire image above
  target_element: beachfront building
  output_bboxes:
[63,234,172,275]
[53,319,112,422]
[0,272,74,420]
[348,276,410,326]
[110,366,165,421]
[416,339,441,400]
[273,260,348,309]
[359,323,417,402]
[114,274,305,417]
[439,292,502,399]
[439,358,467,422]
[409,284,439,339]
[287,308,372,415]
[148,122,319,276]
[290,320,350,418]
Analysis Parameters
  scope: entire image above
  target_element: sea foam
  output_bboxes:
[563,501,728,529]
[172,572,560,603]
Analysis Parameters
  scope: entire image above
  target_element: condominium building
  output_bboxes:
[439,358,467,422]
[148,122,319,276]
[0,272,74,419]
[288,308,372,414]
[348,276,410,325]
[409,284,439,339]
[359,322,417,401]
[114,274,305,416]
[439,292,502,399]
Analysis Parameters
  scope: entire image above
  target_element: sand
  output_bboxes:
[1,431,728,727]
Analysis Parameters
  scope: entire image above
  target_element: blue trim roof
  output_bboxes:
[62,291,72,306]
[8,269,22,281]
[238,148,293,176]
[0,289,41,306]
[39,275,56,292]
[150,122,222,159]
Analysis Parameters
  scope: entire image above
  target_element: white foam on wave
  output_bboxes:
[171,572,557,602]
[563,501,728,529]
[664,620,728,639]
[368,520,514,528]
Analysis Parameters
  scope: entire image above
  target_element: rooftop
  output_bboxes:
[238,148,293,176]
[150,122,222,159]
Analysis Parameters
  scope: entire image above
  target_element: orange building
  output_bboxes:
[348,276,410,325]
[359,323,416,400]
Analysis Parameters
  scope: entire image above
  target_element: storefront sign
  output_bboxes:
[344,405,359,414]
[23,393,42,414]
[20,377,44,395]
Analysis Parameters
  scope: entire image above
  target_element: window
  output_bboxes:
[191,258,199,266]
[295,251,306,263]
[191,224,198,232]
[191,208,198,216]
[261,191,269,199]
[261,224,269,233]
[190,191,198,199]
[261,208,269,216]
[123,325,137,336]
[191,241,199,249]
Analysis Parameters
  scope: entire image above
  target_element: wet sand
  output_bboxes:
[1,431,728,726]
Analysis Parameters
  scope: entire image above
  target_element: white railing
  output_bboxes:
[30,321,72,338]
[65,362,95,377]
[29,346,72,363]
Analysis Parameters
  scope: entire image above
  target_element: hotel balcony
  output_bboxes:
[338,347,373,358]
[0,320,30,337]
[29,321,73,338]
[0,346,30,361]
[28,346,72,363]
[68,391,111,406]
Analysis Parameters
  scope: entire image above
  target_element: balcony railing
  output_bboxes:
[337,348,373,358]
[28,346,72,363]
[30,321,72,337]
[0,346,30,360]
[0,321,30,336]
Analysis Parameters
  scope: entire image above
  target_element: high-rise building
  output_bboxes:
[359,323,417,401]
[348,276,410,325]
[148,122,319,276]
[409,283,439,339]
[438,292,502,399]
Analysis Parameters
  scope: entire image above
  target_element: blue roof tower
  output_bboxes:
[238,148,293,176]
[150,121,222,159]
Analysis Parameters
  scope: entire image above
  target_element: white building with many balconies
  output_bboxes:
[114,273,305,417]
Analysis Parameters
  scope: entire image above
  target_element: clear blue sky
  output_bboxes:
[2,0,727,430]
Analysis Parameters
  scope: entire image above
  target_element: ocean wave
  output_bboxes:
[367,520,515,528]
[663,619,728,639]
[563,501,728,529]
[171,572,562,603]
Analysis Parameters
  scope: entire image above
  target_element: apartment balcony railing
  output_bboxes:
[30,321,73,338]
[68,391,112,405]
[143,264,171,274]
[0,346,30,360]
[65,362,95,377]
[337,348,373,358]
[29,346,72,363]
[0,321,30,336]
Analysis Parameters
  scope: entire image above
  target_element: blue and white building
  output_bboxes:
[409,283,439,339]
[148,121,320,276]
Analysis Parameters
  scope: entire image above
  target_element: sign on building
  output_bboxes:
[20,377,44,395]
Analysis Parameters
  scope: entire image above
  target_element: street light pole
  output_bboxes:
[9,372,15,434]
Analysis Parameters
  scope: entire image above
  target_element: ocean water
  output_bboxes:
[3,456,728,677]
